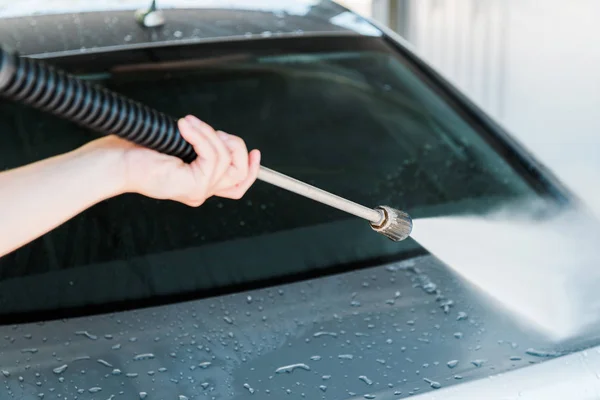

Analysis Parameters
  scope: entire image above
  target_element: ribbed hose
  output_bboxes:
[0,47,197,163]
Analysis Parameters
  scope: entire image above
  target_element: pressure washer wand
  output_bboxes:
[0,47,412,241]
[258,167,412,241]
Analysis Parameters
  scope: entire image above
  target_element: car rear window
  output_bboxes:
[0,37,544,318]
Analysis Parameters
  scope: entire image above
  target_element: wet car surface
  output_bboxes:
[0,255,571,399]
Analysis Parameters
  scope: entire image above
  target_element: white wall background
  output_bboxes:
[383,0,600,210]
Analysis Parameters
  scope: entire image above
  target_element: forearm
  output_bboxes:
[0,144,125,257]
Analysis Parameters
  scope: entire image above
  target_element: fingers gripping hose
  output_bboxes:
[0,48,196,162]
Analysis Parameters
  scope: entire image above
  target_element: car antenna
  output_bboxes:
[135,0,165,28]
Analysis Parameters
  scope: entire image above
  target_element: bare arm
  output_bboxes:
[0,115,261,258]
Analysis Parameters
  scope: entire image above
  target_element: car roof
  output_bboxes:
[0,0,382,57]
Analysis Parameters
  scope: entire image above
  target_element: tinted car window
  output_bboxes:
[0,39,541,316]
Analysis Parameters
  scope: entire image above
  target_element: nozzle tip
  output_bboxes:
[370,206,413,242]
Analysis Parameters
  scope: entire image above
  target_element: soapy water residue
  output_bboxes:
[410,205,600,341]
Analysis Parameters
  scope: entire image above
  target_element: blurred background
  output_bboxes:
[338,0,600,214]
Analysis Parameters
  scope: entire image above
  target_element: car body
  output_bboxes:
[1,1,599,399]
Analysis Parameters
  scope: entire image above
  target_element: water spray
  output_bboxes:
[0,46,412,241]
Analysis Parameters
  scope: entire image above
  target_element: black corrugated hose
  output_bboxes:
[0,46,197,163]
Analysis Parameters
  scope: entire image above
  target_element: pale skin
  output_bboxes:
[0,115,261,258]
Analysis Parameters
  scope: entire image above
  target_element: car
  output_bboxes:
[0,1,598,399]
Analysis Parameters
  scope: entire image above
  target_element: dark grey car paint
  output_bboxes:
[0,1,379,57]
[0,256,570,399]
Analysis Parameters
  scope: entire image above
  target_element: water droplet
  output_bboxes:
[173,30,183,38]
[139,393,147,400]
[112,344,121,350]
[37,393,44,399]
[364,395,376,399]
[243,383,255,394]
[338,354,353,360]
[52,365,68,375]
[21,348,38,354]
[199,361,212,369]
[359,375,373,385]
[133,353,155,361]
[158,367,167,372]
[454,375,463,380]
[112,369,122,376]
[179,396,189,400]
[454,332,463,339]
[126,373,139,378]
[394,391,402,396]
[97,359,112,368]
[1,370,9,377]
[275,363,310,374]
[246,296,252,303]
[223,316,233,324]
[313,331,337,338]
[88,387,102,393]
[319,385,327,392]
[350,300,361,307]
[525,348,560,357]
[310,355,321,361]
[456,312,468,321]
[447,360,459,368]
[260,31,272,37]
[424,378,441,389]
[75,331,98,340]
[422,281,437,293]
[510,356,521,361]
[18,376,23,382]
[471,359,485,367]
[74,356,91,362]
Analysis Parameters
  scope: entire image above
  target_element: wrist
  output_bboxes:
[72,138,128,200]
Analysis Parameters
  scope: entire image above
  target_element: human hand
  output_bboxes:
[85,115,261,206]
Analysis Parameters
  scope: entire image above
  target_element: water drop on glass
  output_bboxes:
[97,359,112,368]
[275,363,310,374]
[52,365,68,375]
[133,353,155,361]
[243,383,255,394]
[424,378,441,389]
[75,331,98,340]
